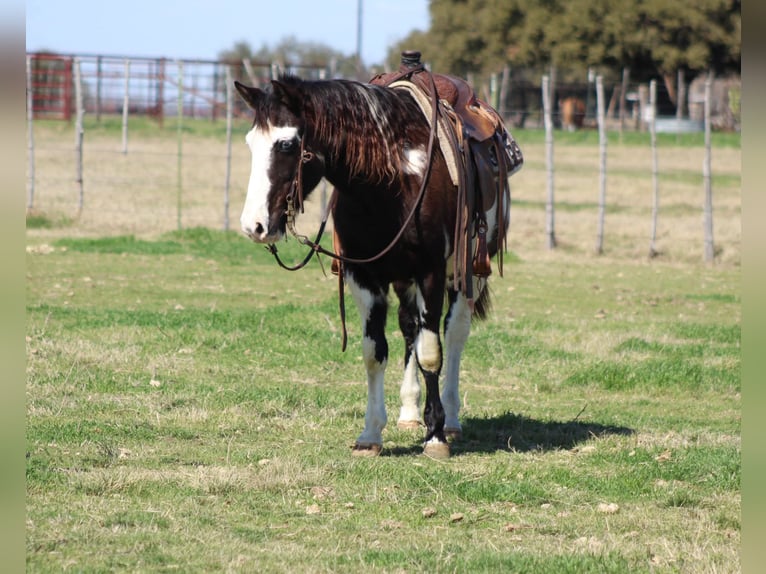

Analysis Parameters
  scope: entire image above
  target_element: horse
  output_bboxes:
[560,96,586,131]
[234,65,521,458]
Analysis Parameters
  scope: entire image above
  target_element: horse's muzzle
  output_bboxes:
[242,221,283,244]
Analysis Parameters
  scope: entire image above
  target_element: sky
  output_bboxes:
[25,0,430,66]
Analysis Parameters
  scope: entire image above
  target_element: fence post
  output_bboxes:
[677,69,686,119]
[637,84,648,132]
[542,75,556,249]
[498,65,510,119]
[122,59,130,154]
[242,58,258,87]
[95,55,102,122]
[74,57,85,215]
[26,54,35,212]
[649,80,660,257]
[619,67,629,139]
[176,61,184,231]
[703,72,715,263]
[595,76,607,255]
[223,65,233,232]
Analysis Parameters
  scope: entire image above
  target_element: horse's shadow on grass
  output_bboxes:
[384,411,635,457]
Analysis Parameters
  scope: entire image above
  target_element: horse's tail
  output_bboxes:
[472,282,492,321]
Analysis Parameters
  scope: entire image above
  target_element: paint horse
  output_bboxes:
[235,53,523,458]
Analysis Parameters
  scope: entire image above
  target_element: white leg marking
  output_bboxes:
[442,289,474,433]
[398,354,421,426]
[347,275,387,447]
[358,339,387,446]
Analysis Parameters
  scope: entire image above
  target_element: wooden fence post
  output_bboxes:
[649,80,660,257]
[242,58,258,87]
[122,59,130,154]
[637,84,648,132]
[677,69,686,119]
[223,65,233,232]
[595,76,607,255]
[542,75,556,249]
[26,54,35,212]
[703,72,715,263]
[619,67,630,138]
[176,61,184,231]
[498,65,510,119]
[74,57,85,215]
[95,55,102,122]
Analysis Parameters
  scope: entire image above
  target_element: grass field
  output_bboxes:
[26,119,740,572]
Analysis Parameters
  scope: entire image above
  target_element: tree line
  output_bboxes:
[218,0,740,113]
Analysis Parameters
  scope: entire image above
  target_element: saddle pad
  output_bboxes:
[388,80,460,187]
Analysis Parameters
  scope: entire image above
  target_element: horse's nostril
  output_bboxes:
[254,222,265,236]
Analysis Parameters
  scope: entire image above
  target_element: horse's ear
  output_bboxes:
[271,80,303,114]
[234,81,263,110]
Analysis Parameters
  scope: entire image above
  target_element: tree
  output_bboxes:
[389,0,740,100]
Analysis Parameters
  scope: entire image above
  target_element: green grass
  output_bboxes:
[26,211,74,229]
[26,226,740,572]
[32,115,254,141]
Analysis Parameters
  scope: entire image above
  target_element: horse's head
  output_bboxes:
[234,79,324,243]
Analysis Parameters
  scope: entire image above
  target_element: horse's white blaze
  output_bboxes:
[240,124,299,242]
[403,146,427,177]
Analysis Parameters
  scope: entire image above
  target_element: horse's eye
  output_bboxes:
[276,139,296,153]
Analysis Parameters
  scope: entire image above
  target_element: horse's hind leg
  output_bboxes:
[441,285,474,440]
[347,273,389,456]
[394,281,421,430]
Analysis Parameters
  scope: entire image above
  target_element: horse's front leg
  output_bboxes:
[347,273,388,456]
[415,271,450,458]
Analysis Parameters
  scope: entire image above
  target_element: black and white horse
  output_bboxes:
[235,74,516,458]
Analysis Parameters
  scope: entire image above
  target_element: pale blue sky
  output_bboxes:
[25,0,430,66]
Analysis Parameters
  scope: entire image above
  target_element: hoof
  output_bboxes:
[445,427,463,441]
[352,443,382,457]
[423,441,451,459]
[397,420,422,430]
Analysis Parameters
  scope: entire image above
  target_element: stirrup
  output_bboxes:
[472,222,492,278]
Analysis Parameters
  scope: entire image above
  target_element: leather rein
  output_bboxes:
[267,64,441,273]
